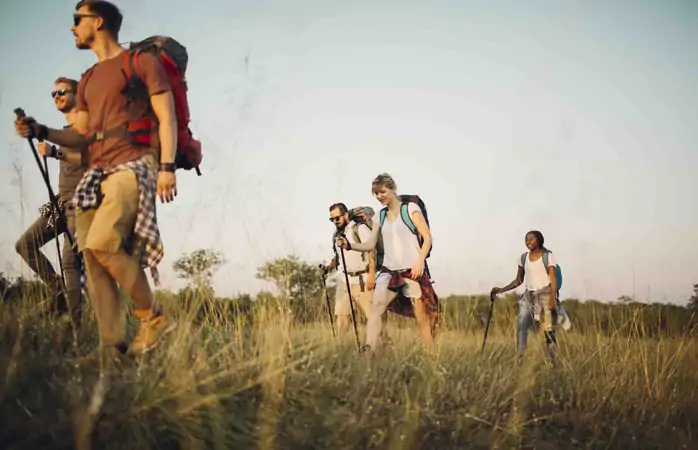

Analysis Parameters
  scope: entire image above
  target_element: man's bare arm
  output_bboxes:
[45,111,90,147]
[150,91,177,164]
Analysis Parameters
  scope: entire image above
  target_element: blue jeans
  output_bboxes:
[517,286,558,357]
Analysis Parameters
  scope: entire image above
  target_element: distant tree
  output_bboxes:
[256,255,324,322]
[689,284,698,311]
[173,248,226,292]
[0,273,47,303]
[255,255,323,301]
[617,295,635,304]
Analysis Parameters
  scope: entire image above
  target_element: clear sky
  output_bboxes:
[1,0,696,304]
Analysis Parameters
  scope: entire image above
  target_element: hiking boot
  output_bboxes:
[128,307,177,355]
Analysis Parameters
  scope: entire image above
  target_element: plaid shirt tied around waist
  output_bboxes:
[38,197,69,230]
[73,156,164,285]
[381,267,440,336]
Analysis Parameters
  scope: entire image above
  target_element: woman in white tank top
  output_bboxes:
[335,173,438,354]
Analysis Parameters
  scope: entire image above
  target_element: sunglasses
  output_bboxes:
[329,216,343,223]
[73,13,98,27]
[51,89,73,98]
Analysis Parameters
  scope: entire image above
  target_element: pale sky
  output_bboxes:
[1,0,696,304]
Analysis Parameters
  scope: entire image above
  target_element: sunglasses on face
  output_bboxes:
[329,216,343,223]
[73,13,98,27]
[51,89,72,98]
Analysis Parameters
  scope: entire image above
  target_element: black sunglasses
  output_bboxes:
[51,89,73,98]
[73,13,98,27]
[329,216,342,222]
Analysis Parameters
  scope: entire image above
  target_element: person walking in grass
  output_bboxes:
[15,76,86,326]
[320,202,392,342]
[491,230,560,361]
[14,0,177,361]
[335,173,438,354]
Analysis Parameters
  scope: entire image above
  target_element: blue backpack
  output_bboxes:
[520,250,563,293]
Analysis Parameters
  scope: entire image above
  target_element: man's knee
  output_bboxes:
[14,238,25,255]
[14,235,33,255]
[89,248,110,266]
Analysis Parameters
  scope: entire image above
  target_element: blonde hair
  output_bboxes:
[371,173,397,194]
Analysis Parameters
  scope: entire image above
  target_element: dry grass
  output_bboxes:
[0,292,696,450]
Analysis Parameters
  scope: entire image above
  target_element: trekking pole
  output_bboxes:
[481,291,496,354]
[319,266,336,338]
[13,108,77,253]
[338,237,361,352]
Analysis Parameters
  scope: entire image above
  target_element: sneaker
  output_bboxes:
[128,308,177,355]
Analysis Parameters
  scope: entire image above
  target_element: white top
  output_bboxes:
[371,202,424,271]
[519,251,558,292]
[333,221,373,282]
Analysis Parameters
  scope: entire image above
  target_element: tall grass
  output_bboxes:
[1,290,696,449]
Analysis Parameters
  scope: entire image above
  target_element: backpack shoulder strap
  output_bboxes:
[520,252,528,271]
[351,224,362,243]
[542,249,550,272]
[351,224,367,263]
[400,202,417,235]
[122,48,142,83]
[379,207,388,228]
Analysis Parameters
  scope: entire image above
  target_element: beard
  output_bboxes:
[57,100,76,113]
[74,34,93,50]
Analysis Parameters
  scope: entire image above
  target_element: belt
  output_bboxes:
[346,269,368,292]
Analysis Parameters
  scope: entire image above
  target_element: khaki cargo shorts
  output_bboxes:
[75,154,156,255]
[335,283,373,318]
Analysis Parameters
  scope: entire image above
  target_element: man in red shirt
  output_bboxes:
[15,1,178,359]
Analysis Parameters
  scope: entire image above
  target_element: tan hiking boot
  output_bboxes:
[128,308,177,355]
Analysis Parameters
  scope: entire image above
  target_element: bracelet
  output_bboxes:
[48,145,59,159]
[158,162,176,172]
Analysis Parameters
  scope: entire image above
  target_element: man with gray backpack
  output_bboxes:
[320,202,391,342]
[491,230,571,361]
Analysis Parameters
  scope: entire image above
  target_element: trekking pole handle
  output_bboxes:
[14,108,44,142]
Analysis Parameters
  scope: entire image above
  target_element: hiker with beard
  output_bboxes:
[320,203,391,342]
[335,173,438,354]
[14,0,177,360]
[490,230,562,361]
[14,77,86,325]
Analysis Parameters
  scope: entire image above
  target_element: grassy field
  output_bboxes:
[1,292,697,450]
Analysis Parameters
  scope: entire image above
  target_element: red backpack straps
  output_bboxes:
[119,50,154,146]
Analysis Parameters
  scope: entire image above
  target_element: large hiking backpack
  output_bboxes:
[379,194,432,259]
[340,206,385,272]
[520,249,563,292]
[81,36,203,175]
[125,36,202,175]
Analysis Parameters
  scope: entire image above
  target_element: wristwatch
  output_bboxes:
[158,162,176,173]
